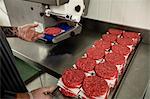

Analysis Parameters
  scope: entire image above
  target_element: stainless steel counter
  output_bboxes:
[7,18,150,99]
[8,28,101,78]
[115,43,149,99]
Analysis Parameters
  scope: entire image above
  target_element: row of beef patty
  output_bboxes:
[57,28,141,99]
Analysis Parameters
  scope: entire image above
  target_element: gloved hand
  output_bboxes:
[31,86,57,99]
[17,24,44,42]
[16,86,57,99]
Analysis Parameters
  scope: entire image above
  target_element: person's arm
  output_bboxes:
[1,26,18,37]
[16,93,29,99]
[1,24,44,42]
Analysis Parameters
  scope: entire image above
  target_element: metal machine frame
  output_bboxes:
[3,0,90,43]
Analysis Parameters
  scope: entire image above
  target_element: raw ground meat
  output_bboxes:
[102,34,117,43]
[123,32,140,39]
[95,62,118,79]
[112,44,130,56]
[94,40,111,50]
[105,52,125,65]
[87,47,105,60]
[82,76,109,97]
[44,27,62,36]
[76,58,96,72]
[117,38,134,46]
[123,32,141,45]
[62,68,85,88]
[108,28,123,35]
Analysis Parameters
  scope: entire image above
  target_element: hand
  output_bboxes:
[16,86,56,99]
[31,86,57,99]
[17,24,44,42]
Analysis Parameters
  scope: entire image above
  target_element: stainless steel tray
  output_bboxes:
[51,39,142,99]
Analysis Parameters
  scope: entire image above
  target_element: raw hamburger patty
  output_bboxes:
[60,88,76,97]
[117,38,134,46]
[102,34,117,42]
[62,68,85,88]
[82,76,109,97]
[112,44,130,56]
[94,40,111,50]
[123,32,140,39]
[76,58,96,72]
[87,47,105,60]
[108,28,123,35]
[95,62,118,79]
[105,52,125,65]
[44,27,62,36]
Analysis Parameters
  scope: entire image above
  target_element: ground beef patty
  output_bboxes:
[94,40,111,50]
[102,34,117,43]
[44,27,62,36]
[76,58,96,72]
[112,44,130,56]
[87,47,105,60]
[105,52,125,65]
[108,28,123,35]
[62,68,85,88]
[95,62,118,79]
[123,32,140,39]
[117,38,134,46]
[82,76,109,97]
[60,88,76,97]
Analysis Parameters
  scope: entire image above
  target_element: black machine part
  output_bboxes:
[23,0,69,5]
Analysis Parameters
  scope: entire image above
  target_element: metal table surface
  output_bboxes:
[8,28,101,78]
[7,18,150,99]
